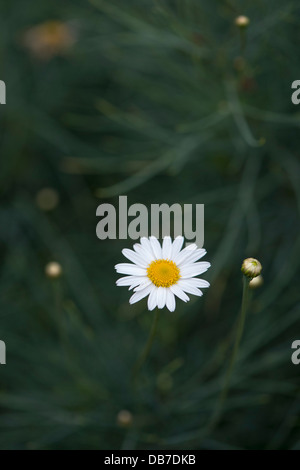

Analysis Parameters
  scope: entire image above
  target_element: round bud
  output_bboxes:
[45,262,62,279]
[241,258,262,279]
[117,410,133,428]
[36,188,59,211]
[23,21,76,61]
[235,15,250,28]
[249,275,264,289]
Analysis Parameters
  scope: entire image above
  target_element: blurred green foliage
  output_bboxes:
[0,0,300,450]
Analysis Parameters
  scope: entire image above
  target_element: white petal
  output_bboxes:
[177,280,203,296]
[129,284,153,304]
[147,287,158,311]
[133,243,154,264]
[173,244,197,265]
[115,263,147,276]
[166,289,176,312]
[162,236,172,259]
[116,275,146,287]
[149,236,162,259]
[171,236,184,259]
[178,249,207,266]
[180,262,211,278]
[186,278,210,288]
[133,279,152,291]
[157,287,167,309]
[122,249,148,267]
[140,237,156,259]
[170,284,190,302]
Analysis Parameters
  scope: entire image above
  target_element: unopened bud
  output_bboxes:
[23,21,76,61]
[36,188,59,211]
[249,275,263,289]
[241,258,262,279]
[235,16,250,28]
[117,410,133,428]
[45,262,62,279]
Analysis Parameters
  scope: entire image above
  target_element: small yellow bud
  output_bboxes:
[45,262,62,279]
[235,15,250,28]
[249,275,263,289]
[36,188,59,211]
[23,21,76,61]
[117,410,133,428]
[241,258,262,279]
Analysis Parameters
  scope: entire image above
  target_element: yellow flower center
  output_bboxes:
[147,259,180,287]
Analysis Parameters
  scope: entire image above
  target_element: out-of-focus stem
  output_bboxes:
[132,308,160,382]
[209,276,250,429]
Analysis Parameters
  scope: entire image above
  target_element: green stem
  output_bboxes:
[52,279,64,343]
[209,276,250,429]
[240,28,247,54]
[132,308,160,381]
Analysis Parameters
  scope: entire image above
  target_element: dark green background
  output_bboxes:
[0,0,299,450]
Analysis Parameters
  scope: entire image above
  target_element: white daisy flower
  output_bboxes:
[115,236,211,312]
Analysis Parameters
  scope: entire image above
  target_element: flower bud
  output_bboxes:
[235,15,250,28]
[249,274,263,289]
[23,21,76,61]
[45,262,62,279]
[241,258,262,279]
[36,188,59,211]
[117,410,133,428]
